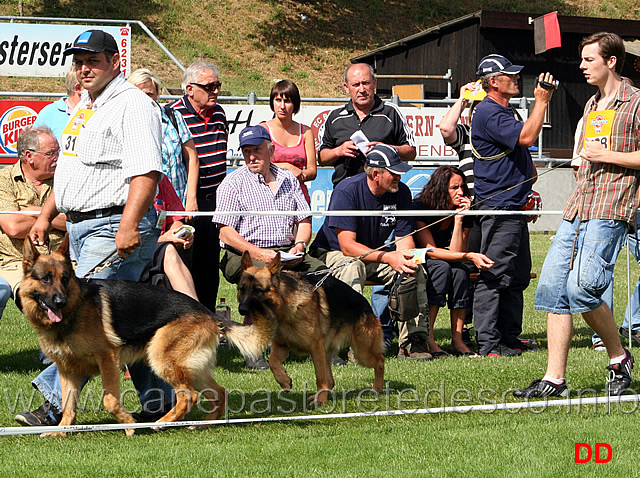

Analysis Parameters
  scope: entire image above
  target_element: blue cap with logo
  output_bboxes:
[476,54,524,76]
[238,125,271,147]
[64,30,119,56]
[365,144,412,175]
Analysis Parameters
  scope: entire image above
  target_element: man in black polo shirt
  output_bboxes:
[168,62,228,311]
[318,63,416,186]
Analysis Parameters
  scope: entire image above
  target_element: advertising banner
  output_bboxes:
[0,100,50,160]
[0,23,131,78]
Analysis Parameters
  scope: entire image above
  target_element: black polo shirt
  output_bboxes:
[319,95,415,185]
[168,96,229,194]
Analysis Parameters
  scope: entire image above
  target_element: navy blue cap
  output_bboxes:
[476,54,524,76]
[366,144,411,175]
[239,125,271,147]
[64,30,119,56]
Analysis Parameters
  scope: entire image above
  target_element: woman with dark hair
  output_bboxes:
[261,80,317,203]
[414,166,494,357]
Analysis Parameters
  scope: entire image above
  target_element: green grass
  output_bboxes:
[1,232,640,475]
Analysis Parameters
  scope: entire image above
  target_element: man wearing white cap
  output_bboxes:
[471,54,555,357]
[310,144,431,360]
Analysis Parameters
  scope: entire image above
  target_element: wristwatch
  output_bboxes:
[295,241,307,250]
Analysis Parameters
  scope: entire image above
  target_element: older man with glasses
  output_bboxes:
[0,126,67,318]
[168,62,228,312]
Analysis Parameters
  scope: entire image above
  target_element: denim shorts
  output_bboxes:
[535,217,628,314]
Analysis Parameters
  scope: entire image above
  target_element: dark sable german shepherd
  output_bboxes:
[18,235,272,436]
[237,251,385,405]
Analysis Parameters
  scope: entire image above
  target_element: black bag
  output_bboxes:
[388,272,420,322]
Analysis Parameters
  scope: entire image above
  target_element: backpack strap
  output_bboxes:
[469,106,518,161]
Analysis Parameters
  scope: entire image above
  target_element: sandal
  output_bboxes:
[591,341,606,351]
[430,350,450,359]
[452,348,481,358]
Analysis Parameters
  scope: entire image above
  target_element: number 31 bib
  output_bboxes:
[61,109,95,158]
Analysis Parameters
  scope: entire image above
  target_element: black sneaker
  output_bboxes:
[15,400,61,426]
[513,378,568,398]
[506,340,540,353]
[606,348,634,396]
[398,335,432,360]
[619,327,640,346]
[487,343,522,357]
[244,354,270,370]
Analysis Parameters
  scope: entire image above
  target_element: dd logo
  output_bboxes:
[574,443,612,463]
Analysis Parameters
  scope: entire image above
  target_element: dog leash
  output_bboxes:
[310,158,574,291]
[81,250,121,279]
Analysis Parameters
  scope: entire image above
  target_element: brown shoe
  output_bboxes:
[398,335,432,360]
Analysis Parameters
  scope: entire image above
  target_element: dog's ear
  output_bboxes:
[241,250,253,271]
[268,252,281,275]
[54,233,70,258]
[22,235,39,274]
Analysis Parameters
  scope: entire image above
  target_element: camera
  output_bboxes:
[535,77,559,90]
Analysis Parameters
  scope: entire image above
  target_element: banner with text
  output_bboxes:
[0,23,131,78]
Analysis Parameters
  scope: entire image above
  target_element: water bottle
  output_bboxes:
[215,297,231,321]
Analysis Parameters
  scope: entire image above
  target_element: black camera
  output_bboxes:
[535,78,559,90]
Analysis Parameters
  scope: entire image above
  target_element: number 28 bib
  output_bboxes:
[61,109,95,158]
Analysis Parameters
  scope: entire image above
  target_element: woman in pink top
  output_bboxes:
[262,80,317,203]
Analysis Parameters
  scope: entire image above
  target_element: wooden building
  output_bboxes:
[351,10,640,155]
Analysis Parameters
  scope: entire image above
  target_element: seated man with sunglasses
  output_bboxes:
[168,62,228,313]
[0,127,67,319]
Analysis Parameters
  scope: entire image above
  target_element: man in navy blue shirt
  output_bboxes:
[311,144,430,359]
[471,54,555,357]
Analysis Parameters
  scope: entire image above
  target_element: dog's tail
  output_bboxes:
[219,317,274,360]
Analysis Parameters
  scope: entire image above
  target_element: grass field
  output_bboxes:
[1,232,640,476]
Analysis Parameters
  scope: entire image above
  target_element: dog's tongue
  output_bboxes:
[47,307,62,323]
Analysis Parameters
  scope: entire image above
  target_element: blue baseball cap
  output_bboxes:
[366,144,412,175]
[476,54,524,76]
[239,125,271,148]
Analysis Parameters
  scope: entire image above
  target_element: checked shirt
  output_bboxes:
[567,81,640,229]
[213,164,310,249]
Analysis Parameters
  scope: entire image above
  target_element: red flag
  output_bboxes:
[534,11,561,55]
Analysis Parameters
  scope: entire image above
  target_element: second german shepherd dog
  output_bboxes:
[237,251,385,405]
[18,235,271,436]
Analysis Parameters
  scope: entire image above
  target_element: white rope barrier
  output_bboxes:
[0,393,637,436]
[0,209,560,217]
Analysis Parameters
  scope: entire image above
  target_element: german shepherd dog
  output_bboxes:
[18,236,271,436]
[237,251,385,405]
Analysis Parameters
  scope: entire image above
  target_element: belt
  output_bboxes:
[67,206,125,224]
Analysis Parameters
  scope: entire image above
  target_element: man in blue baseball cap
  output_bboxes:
[310,144,431,360]
[470,54,555,357]
[213,125,326,368]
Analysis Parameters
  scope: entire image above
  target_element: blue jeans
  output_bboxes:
[371,285,396,340]
[0,275,10,318]
[32,209,175,415]
[535,217,627,315]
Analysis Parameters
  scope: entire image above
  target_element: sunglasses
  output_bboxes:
[191,81,222,93]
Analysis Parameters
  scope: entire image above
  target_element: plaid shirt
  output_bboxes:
[213,164,310,249]
[160,105,192,204]
[54,74,163,213]
[566,81,640,228]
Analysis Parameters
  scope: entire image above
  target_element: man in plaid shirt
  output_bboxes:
[213,125,325,285]
[515,32,640,399]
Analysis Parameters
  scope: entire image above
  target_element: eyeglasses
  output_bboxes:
[30,149,60,158]
[191,82,222,93]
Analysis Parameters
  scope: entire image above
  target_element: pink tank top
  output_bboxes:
[265,123,310,203]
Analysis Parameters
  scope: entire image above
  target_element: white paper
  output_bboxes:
[350,130,370,155]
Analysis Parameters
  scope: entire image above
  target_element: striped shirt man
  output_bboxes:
[169,97,228,195]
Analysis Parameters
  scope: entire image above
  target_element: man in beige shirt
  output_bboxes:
[0,126,67,316]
